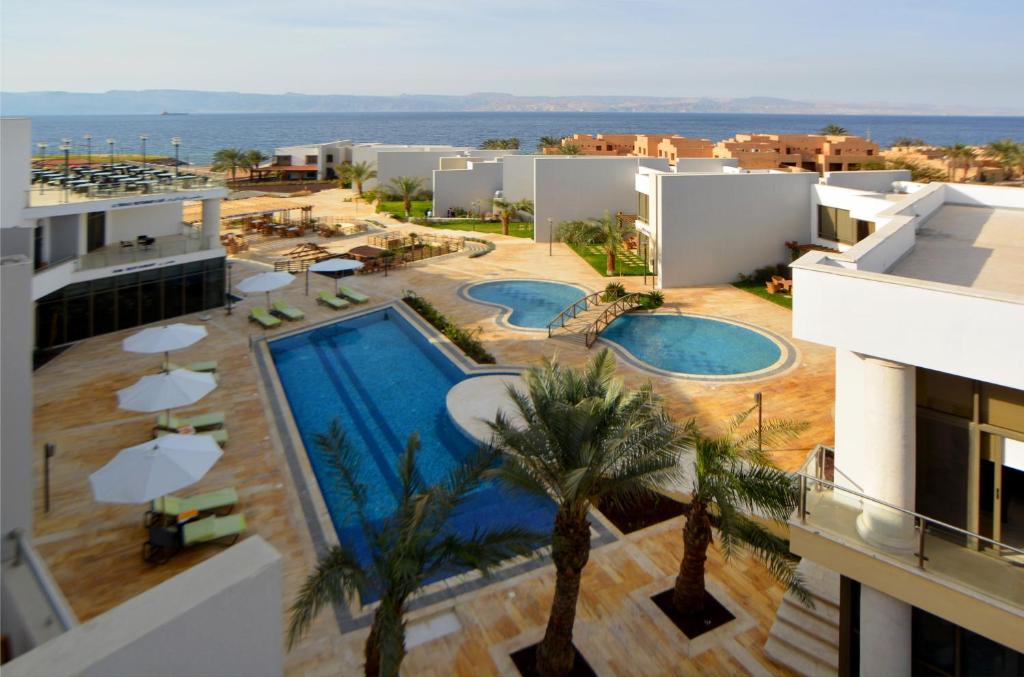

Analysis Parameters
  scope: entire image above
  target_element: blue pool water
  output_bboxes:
[466,280,585,328]
[269,309,554,597]
[601,315,783,376]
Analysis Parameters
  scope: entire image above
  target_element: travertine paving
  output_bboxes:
[32,204,833,675]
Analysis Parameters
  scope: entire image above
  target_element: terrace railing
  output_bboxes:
[794,445,1024,608]
[546,291,603,337]
[27,173,226,207]
[582,292,646,347]
[76,235,214,272]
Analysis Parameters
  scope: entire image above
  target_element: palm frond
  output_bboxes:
[288,545,367,647]
[733,516,813,608]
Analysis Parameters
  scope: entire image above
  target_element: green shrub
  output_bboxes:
[464,237,496,258]
[601,282,626,302]
[637,290,665,310]
[737,263,790,284]
[402,293,496,364]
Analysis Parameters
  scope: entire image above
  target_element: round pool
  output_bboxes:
[464,279,586,329]
[600,314,785,377]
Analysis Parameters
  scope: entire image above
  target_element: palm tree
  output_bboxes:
[289,423,540,677]
[211,147,246,181]
[387,176,425,218]
[558,143,581,155]
[556,211,633,276]
[480,138,520,150]
[538,136,564,152]
[243,149,268,180]
[672,408,810,614]
[492,197,534,236]
[983,139,1021,180]
[958,146,976,181]
[340,161,377,196]
[489,350,684,676]
[820,124,848,136]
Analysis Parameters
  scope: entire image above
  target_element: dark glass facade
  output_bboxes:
[35,257,225,350]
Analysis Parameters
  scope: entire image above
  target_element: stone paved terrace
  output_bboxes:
[32,190,834,674]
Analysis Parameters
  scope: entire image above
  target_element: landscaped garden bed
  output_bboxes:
[402,292,496,364]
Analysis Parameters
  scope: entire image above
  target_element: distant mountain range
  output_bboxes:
[2,89,1019,116]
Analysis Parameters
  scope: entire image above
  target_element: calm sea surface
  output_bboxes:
[27,112,1024,164]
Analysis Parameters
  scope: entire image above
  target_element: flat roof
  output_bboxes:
[888,204,1024,297]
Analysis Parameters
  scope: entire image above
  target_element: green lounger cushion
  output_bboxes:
[318,291,349,309]
[250,308,281,328]
[182,514,246,546]
[157,411,226,430]
[272,300,305,320]
[155,429,228,446]
[162,360,218,373]
[152,487,238,516]
[338,286,369,303]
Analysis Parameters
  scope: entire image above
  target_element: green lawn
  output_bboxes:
[418,220,533,238]
[569,243,650,277]
[731,280,793,310]
[377,200,432,219]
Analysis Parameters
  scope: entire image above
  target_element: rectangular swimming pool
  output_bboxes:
[269,307,554,599]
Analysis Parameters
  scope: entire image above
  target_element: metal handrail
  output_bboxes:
[583,292,646,347]
[795,446,1024,568]
[546,291,603,336]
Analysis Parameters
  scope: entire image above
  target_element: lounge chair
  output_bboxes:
[155,411,225,431]
[317,291,350,310]
[338,286,369,304]
[155,428,229,446]
[143,514,247,564]
[250,307,282,328]
[272,299,305,321]
[162,360,218,373]
[144,487,239,527]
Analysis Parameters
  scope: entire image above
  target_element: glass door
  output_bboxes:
[980,432,1024,550]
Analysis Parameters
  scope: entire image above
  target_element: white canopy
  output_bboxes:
[236,271,295,308]
[123,323,207,369]
[309,258,364,293]
[89,433,222,504]
[117,368,217,413]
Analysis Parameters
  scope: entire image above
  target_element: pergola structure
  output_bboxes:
[183,197,313,227]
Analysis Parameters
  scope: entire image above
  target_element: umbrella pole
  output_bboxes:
[266,291,271,310]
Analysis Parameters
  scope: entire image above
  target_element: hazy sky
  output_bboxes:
[2,0,1022,108]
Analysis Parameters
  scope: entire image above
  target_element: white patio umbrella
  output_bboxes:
[309,258,364,294]
[236,271,294,309]
[117,368,217,422]
[89,433,222,504]
[123,323,207,372]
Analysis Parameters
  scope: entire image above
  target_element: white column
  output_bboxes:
[855,355,917,552]
[201,198,221,244]
[859,585,912,677]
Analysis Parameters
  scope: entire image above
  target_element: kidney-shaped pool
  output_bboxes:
[464,279,586,329]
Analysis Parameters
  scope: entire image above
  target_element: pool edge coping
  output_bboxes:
[457,278,594,333]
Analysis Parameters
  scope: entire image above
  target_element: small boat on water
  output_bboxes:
[160,111,188,116]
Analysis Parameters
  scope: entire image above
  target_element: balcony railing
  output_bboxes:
[76,234,215,272]
[794,445,1024,610]
[26,173,226,207]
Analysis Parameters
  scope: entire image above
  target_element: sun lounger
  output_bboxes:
[317,291,350,310]
[250,307,282,328]
[162,360,218,373]
[155,411,225,431]
[144,487,239,527]
[143,514,247,564]
[155,428,229,446]
[338,286,369,304]
[272,299,305,321]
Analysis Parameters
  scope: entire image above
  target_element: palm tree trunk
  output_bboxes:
[365,600,405,677]
[356,181,363,197]
[403,196,411,217]
[536,510,590,677]
[502,213,510,236]
[673,502,712,614]
[606,248,616,276]
[364,612,383,677]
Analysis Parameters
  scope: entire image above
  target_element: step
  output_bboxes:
[764,635,837,677]
[775,598,839,648]
[796,560,840,606]
[786,587,841,628]
[770,612,839,665]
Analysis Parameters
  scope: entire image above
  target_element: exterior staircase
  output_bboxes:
[764,560,841,676]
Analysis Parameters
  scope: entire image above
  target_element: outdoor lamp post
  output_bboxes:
[171,137,181,177]
[84,133,93,166]
[139,134,149,169]
[60,140,71,199]
[107,138,115,166]
[36,142,48,190]
[548,218,553,256]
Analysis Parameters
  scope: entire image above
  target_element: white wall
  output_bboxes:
[811,184,900,249]
[501,155,538,202]
[105,203,184,243]
[377,150,465,191]
[432,161,503,216]
[1,118,32,230]
[822,169,911,192]
[1,256,34,539]
[48,214,80,263]
[5,537,284,677]
[674,158,738,173]
[533,156,669,243]
[655,172,818,287]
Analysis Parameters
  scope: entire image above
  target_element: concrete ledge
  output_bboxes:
[447,374,526,444]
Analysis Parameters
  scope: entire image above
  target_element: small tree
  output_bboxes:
[492,197,534,236]
[388,176,425,218]
[556,211,633,275]
[243,149,268,180]
[983,139,1021,180]
[289,424,540,677]
[672,408,811,614]
[538,135,564,152]
[211,147,246,181]
[340,161,377,196]
[480,138,521,150]
[558,143,581,155]
[379,249,396,277]
[820,124,849,136]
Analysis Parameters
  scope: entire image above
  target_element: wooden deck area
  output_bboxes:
[31,215,833,675]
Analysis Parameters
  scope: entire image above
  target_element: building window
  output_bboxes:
[326,154,334,163]
[912,607,1023,675]
[637,192,650,222]
[305,155,318,165]
[86,212,106,252]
